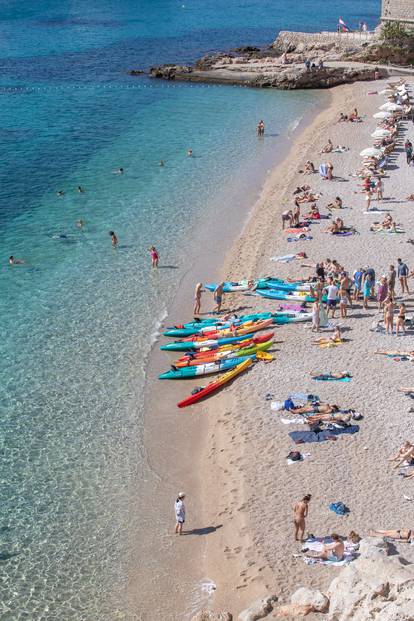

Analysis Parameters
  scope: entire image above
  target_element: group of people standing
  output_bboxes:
[309,258,410,334]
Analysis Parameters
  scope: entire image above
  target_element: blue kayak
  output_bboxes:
[204,278,270,293]
[160,333,255,352]
[256,289,322,303]
[159,355,253,379]
[164,311,310,337]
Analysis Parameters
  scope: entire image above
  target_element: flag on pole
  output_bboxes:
[338,17,350,32]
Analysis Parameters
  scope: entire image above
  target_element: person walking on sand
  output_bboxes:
[213,282,224,314]
[405,140,413,165]
[388,264,396,300]
[174,492,186,535]
[397,258,410,294]
[194,282,203,315]
[294,494,311,542]
[149,245,159,268]
[376,177,383,203]
[109,231,118,247]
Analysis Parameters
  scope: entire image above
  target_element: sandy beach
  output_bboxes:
[185,77,414,616]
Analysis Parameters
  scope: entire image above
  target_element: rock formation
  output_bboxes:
[191,538,414,620]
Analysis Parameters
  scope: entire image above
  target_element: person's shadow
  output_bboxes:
[182,524,223,536]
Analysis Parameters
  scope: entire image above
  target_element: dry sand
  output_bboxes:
[193,78,414,616]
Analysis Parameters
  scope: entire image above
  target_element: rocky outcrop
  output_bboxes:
[148,63,378,90]
[238,595,278,621]
[291,587,329,613]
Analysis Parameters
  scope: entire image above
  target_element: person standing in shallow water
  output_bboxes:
[109,231,118,247]
[149,246,159,268]
[294,494,311,542]
[174,492,186,535]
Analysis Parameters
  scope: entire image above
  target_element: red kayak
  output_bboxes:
[177,358,253,408]
[176,331,274,362]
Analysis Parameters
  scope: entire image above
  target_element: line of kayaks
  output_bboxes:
[160,351,272,380]
[256,289,326,303]
[163,311,311,337]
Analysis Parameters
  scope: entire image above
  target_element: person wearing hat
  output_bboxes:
[174,492,186,535]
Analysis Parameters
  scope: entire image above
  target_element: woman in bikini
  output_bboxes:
[396,303,406,336]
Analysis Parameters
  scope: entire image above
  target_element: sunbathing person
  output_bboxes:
[369,529,414,543]
[370,214,397,232]
[312,326,342,345]
[307,411,352,424]
[375,349,414,358]
[310,371,351,380]
[393,444,414,469]
[303,160,315,175]
[326,196,343,210]
[388,441,413,462]
[293,185,311,195]
[320,139,333,154]
[304,533,345,561]
[304,204,321,219]
[292,403,340,415]
[337,112,348,123]
[324,217,345,233]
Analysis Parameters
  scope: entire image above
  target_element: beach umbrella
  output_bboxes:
[373,111,393,119]
[380,102,403,111]
[371,129,391,138]
[360,147,383,158]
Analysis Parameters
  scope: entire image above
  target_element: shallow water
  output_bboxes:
[1,1,380,619]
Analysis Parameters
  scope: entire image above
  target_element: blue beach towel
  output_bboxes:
[312,375,352,382]
[287,236,313,243]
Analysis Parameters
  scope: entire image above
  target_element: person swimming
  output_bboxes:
[9,255,25,265]
[77,186,85,193]
[57,190,65,197]
[113,168,124,174]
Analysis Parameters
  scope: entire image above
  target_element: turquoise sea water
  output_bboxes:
[1,1,380,619]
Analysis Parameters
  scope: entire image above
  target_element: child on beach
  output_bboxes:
[174,492,186,535]
[149,246,159,268]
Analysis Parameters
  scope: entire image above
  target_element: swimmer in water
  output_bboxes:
[57,190,65,197]
[159,160,165,167]
[75,219,84,229]
[109,231,118,247]
[187,149,193,157]
[9,255,25,265]
[77,186,85,193]
[114,168,124,174]
[149,245,159,268]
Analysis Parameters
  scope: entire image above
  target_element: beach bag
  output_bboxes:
[287,451,302,462]
[329,502,349,515]
[284,398,295,411]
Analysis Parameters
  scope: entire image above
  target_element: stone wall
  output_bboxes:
[381,0,414,26]
[272,31,375,53]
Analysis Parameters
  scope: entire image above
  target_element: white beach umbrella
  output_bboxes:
[360,147,383,158]
[371,129,391,138]
[373,111,393,119]
[380,102,404,111]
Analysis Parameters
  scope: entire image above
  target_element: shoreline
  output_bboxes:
[127,96,326,619]
[199,75,414,616]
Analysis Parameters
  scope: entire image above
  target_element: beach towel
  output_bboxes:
[329,502,350,515]
[289,392,319,402]
[287,235,313,242]
[270,254,296,263]
[281,417,305,425]
[289,425,359,444]
[312,375,352,382]
[332,230,354,236]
